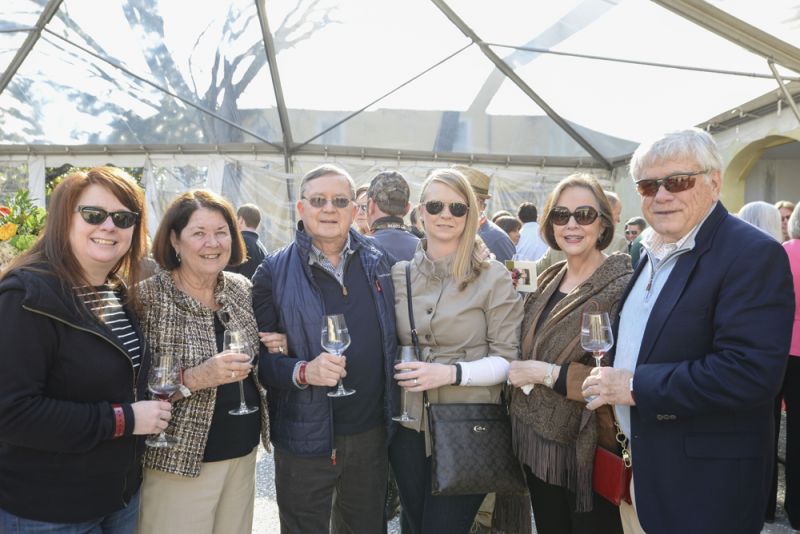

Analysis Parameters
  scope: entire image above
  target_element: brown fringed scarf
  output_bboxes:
[510,252,632,512]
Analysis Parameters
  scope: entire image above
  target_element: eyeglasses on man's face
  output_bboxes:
[635,170,707,197]
[356,203,368,213]
[302,196,352,209]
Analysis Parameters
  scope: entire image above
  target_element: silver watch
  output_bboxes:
[543,363,555,388]
[178,383,191,398]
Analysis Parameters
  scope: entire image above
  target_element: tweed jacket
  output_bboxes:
[392,243,523,442]
[510,252,632,511]
[137,269,269,477]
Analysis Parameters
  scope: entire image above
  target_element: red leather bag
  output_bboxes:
[592,446,632,506]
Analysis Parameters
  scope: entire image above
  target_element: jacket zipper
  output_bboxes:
[23,304,140,506]
[21,305,138,402]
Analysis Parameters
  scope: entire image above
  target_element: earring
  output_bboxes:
[176,252,181,264]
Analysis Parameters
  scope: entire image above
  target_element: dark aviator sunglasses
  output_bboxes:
[424,200,468,218]
[77,205,139,229]
[635,170,706,197]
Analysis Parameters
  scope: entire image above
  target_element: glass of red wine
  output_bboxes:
[145,352,180,448]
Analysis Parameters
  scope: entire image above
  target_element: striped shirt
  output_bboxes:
[76,286,141,370]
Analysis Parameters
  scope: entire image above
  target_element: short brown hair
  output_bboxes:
[540,173,614,251]
[1,167,147,300]
[237,203,262,228]
[152,189,245,271]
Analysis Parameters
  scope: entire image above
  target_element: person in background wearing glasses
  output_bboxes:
[581,128,794,534]
[135,190,269,534]
[0,167,166,533]
[452,165,516,263]
[353,184,370,234]
[623,217,647,245]
[252,164,398,534]
[388,168,523,533]
[776,200,795,243]
[506,173,631,534]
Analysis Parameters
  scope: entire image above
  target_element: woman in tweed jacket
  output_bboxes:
[136,190,269,534]
[508,174,632,534]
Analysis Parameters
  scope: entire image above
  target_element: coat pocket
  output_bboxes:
[684,432,761,459]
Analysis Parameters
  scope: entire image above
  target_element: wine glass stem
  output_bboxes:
[237,379,246,406]
[593,351,604,367]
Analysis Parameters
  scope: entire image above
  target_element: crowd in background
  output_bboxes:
[0,127,797,534]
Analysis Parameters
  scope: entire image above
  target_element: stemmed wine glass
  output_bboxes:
[146,352,181,448]
[225,330,258,416]
[581,312,614,402]
[322,314,355,398]
[392,346,418,422]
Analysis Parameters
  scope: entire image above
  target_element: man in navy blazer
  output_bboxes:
[581,128,794,534]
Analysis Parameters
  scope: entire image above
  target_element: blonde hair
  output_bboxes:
[419,168,485,289]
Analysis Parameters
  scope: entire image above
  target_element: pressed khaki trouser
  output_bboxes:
[619,454,646,534]
[137,447,257,534]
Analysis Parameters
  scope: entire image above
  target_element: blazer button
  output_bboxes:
[669,415,677,420]
[426,308,433,314]
[656,414,664,421]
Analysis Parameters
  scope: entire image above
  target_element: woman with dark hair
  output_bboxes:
[136,189,270,534]
[495,215,523,246]
[508,173,632,533]
[0,167,165,532]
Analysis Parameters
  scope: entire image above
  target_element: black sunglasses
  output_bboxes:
[424,200,468,218]
[635,170,706,197]
[302,196,352,209]
[549,205,599,226]
[77,205,139,229]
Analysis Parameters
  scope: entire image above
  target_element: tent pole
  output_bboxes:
[767,60,800,126]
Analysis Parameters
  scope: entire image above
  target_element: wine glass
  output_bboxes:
[146,352,180,448]
[392,346,418,422]
[225,330,258,416]
[581,312,614,402]
[321,314,355,397]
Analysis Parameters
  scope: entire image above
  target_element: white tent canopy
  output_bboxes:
[1,0,799,246]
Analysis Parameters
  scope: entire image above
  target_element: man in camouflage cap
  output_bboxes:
[367,170,419,262]
[451,165,515,262]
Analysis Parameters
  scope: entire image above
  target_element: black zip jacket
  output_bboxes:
[0,267,149,523]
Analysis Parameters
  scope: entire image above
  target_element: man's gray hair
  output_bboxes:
[629,128,723,182]
[738,201,782,242]
[299,164,356,199]
[789,203,800,240]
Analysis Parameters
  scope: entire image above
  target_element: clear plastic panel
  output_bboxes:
[0,0,45,31]
[4,0,283,144]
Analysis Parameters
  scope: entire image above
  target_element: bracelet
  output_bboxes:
[298,362,308,385]
[453,363,462,386]
[111,404,125,438]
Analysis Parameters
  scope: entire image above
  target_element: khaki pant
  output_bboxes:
[619,462,645,534]
[137,447,258,534]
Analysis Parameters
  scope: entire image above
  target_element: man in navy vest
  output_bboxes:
[252,164,398,534]
[581,128,793,534]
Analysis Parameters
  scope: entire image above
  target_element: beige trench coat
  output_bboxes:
[392,244,523,445]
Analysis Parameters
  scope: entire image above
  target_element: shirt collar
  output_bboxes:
[308,234,353,266]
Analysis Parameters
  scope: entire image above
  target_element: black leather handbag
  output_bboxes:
[404,264,527,496]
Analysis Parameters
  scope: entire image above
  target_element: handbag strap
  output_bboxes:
[612,419,632,468]
[405,263,432,409]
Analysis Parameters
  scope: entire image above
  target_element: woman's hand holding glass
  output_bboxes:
[394,361,457,392]
[182,345,253,391]
[131,399,172,435]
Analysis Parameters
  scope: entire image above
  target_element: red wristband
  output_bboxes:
[298,362,308,385]
[111,403,125,438]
